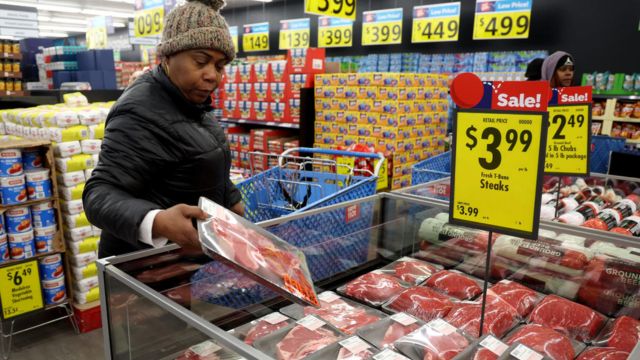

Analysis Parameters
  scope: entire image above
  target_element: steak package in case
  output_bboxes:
[394,319,474,360]
[502,324,585,360]
[496,343,551,360]
[337,271,411,307]
[175,340,244,360]
[443,294,520,338]
[507,268,581,300]
[593,316,640,352]
[454,254,522,283]
[305,336,378,360]
[488,280,543,318]
[197,197,319,307]
[377,257,443,285]
[575,347,630,360]
[253,315,344,360]
[382,286,455,323]
[356,313,425,350]
[423,270,484,300]
[280,291,386,335]
[527,294,607,343]
[228,312,294,345]
[451,335,509,360]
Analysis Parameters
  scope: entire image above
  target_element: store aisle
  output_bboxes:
[7,320,103,360]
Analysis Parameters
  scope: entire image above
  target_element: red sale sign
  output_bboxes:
[490,81,550,112]
[554,86,592,105]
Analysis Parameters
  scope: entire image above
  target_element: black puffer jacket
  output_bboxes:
[83,66,241,257]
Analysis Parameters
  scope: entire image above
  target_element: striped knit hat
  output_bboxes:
[158,0,235,61]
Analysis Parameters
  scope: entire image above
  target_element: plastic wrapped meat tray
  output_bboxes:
[502,324,585,360]
[443,294,520,338]
[423,270,484,300]
[356,313,425,350]
[593,316,640,352]
[280,291,386,335]
[376,257,443,286]
[507,267,582,300]
[228,312,294,346]
[253,315,344,360]
[454,253,522,283]
[487,280,543,318]
[382,286,455,323]
[337,271,411,307]
[451,335,509,360]
[394,319,474,360]
[305,336,378,360]
[575,347,630,360]
[174,340,245,360]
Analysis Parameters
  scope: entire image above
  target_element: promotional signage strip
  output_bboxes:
[243,22,270,52]
[279,18,310,50]
[305,0,356,21]
[473,0,532,40]
[318,16,353,48]
[412,2,461,43]
[362,8,403,46]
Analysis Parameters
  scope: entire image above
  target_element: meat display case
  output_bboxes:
[98,192,640,360]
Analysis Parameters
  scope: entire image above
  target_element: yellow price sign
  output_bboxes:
[279,18,310,50]
[412,3,460,43]
[243,22,269,52]
[134,6,164,37]
[362,9,403,46]
[450,109,547,238]
[86,27,107,49]
[336,156,387,190]
[305,0,356,21]
[229,26,239,53]
[473,0,531,40]
[318,17,353,48]
[545,104,591,175]
[1,260,44,319]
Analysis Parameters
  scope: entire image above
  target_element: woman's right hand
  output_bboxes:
[152,204,208,250]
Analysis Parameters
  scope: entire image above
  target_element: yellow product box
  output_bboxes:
[315,86,330,98]
[335,86,347,99]
[334,134,346,147]
[315,98,332,111]
[423,113,436,126]
[349,99,373,112]
[391,174,412,190]
[315,121,339,135]
[392,161,415,178]
[335,124,348,135]
[378,113,397,127]
[333,110,347,123]
[374,100,399,114]
[377,87,399,101]
[315,133,337,147]
[411,100,428,113]
[343,111,359,124]
[345,73,359,86]
[357,86,377,100]
[358,136,376,149]
[375,138,406,153]
[331,98,348,111]
[390,152,409,166]
[438,100,450,112]
[397,101,413,114]
[372,73,400,87]
[315,74,331,86]
[399,87,424,101]
[344,86,358,99]
[355,125,374,137]
[359,112,378,125]
[399,73,415,87]
[344,135,358,148]
[356,73,373,86]
[330,73,348,86]
[315,110,324,122]
[319,110,337,123]
[397,114,415,127]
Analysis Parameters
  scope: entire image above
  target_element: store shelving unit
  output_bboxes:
[220,118,300,129]
[593,95,640,144]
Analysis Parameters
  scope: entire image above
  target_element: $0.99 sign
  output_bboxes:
[305,0,356,21]
[134,7,163,37]
[243,23,269,52]
[450,109,547,238]
[362,8,403,46]
[545,104,591,175]
[412,2,461,43]
[473,0,531,40]
[0,260,43,319]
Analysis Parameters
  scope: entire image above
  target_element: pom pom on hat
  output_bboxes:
[186,0,226,11]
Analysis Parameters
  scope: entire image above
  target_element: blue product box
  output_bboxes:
[52,71,72,89]
[76,70,104,90]
[77,51,96,71]
[103,70,117,89]
[94,49,115,70]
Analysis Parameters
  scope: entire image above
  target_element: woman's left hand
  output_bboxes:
[231,202,244,217]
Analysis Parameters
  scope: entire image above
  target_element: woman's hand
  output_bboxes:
[153,204,207,250]
[231,201,245,217]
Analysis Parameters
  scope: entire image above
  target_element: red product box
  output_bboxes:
[238,64,254,83]
[252,82,270,102]
[224,83,239,101]
[238,83,252,101]
[223,100,239,119]
[250,129,292,151]
[270,82,290,103]
[253,62,270,83]
[253,101,271,122]
[73,303,102,333]
[289,98,301,122]
[238,101,252,119]
[224,65,240,83]
[270,102,290,123]
[289,74,314,97]
[287,48,325,74]
[268,136,297,154]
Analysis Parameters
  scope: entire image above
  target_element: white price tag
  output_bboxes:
[262,312,289,325]
[190,341,221,357]
[339,337,370,354]
[479,335,508,356]
[510,344,544,360]
[390,313,418,326]
[427,319,457,335]
[373,349,411,360]
[297,315,326,331]
[319,291,341,303]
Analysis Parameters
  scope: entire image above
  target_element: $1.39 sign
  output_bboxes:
[243,22,269,52]
[318,16,353,48]
[0,260,43,319]
[134,6,163,37]
[545,104,591,175]
[473,0,532,40]
[362,8,403,46]
[280,18,310,50]
[450,109,547,238]
[412,2,461,43]
[305,0,356,21]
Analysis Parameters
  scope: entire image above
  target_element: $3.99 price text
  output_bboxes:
[363,23,401,45]
[465,124,533,171]
[134,7,163,37]
[306,0,356,20]
[474,12,530,40]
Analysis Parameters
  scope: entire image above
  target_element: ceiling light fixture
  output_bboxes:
[39,31,69,38]
[38,16,88,25]
[39,24,86,33]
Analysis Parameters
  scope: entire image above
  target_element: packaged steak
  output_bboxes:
[337,271,411,307]
[443,294,520,338]
[394,319,474,360]
[488,280,543,318]
[253,315,344,360]
[175,340,244,360]
[377,257,443,285]
[451,335,509,360]
[507,268,581,300]
[496,343,551,360]
[502,324,585,360]
[455,254,522,283]
[229,312,294,346]
[305,336,378,360]
[593,316,640,352]
[423,270,484,300]
[356,313,425,350]
[382,286,455,323]
[280,291,386,335]
[575,347,630,360]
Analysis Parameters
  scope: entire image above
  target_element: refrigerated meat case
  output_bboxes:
[98,191,640,360]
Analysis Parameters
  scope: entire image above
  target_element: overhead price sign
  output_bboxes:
[279,18,310,50]
[362,8,403,46]
[243,22,269,52]
[229,26,239,53]
[473,0,532,40]
[86,16,108,49]
[134,6,163,37]
[305,0,356,21]
[0,260,44,319]
[544,86,592,175]
[412,2,460,43]
[318,16,353,48]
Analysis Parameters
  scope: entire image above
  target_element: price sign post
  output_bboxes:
[279,18,310,50]
[362,8,403,46]
[0,260,44,319]
[243,22,270,52]
[412,2,461,43]
[318,16,353,48]
[473,0,532,40]
[305,0,356,21]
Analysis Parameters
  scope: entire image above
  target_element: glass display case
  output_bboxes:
[99,192,640,360]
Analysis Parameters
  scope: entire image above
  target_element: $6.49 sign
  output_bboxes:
[134,6,164,38]
[0,260,43,319]
[450,109,547,238]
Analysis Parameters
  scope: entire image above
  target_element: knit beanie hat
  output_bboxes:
[158,0,235,62]
[541,51,574,81]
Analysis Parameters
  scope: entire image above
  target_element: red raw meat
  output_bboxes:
[582,255,640,294]
[493,236,591,272]
[443,295,518,338]
[504,324,575,360]
[471,348,499,360]
[386,287,453,322]
[577,283,622,316]
[275,325,339,360]
[400,324,470,360]
[576,347,630,360]
[424,270,482,300]
[606,316,640,352]
[337,347,374,360]
[175,342,221,360]
[528,295,606,342]
[303,298,382,334]
[455,254,521,282]
[344,272,406,305]
[380,322,421,348]
[394,259,438,284]
[244,320,290,345]
[489,280,539,317]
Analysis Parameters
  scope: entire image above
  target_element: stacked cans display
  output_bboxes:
[0,201,58,262]
[38,253,67,305]
[0,147,53,205]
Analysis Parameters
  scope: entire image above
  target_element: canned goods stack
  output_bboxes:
[38,253,67,305]
[0,40,23,95]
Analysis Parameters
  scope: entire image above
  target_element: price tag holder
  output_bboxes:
[544,104,591,175]
[134,6,164,38]
[297,315,326,331]
[243,22,270,52]
[373,349,411,360]
[318,16,353,48]
[473,0,532,40]
[279,18,310,50]
[305,0,356,21]
[450,108,547,239]
[229,26,239,53]
[362,8,403,46]
[0,260,44,319]
[412,2,461,43]
[262,312,289,325]
[318,291,341,303]
[391,312,418,326]
[479,335,509,356]
[510,344,544,360]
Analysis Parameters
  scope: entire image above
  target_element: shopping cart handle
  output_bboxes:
[280,147,385,176]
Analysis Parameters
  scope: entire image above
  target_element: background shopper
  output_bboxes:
[541,51,575,87]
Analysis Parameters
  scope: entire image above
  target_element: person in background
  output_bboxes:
[83,0,243,257]
[541,51,575,87]
[524,58,544,81]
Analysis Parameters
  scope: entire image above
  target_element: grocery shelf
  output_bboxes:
[0,53,22,61]
[0,71,21,79]
[592,116,605,121]
[0,196,56,211]
[593,94,640,100]
[219,118,300,129]
[0,250,64,269]
[612,117,640,124]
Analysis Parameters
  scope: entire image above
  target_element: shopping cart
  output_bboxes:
[237,147,385,224]
[411,151,451,186]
